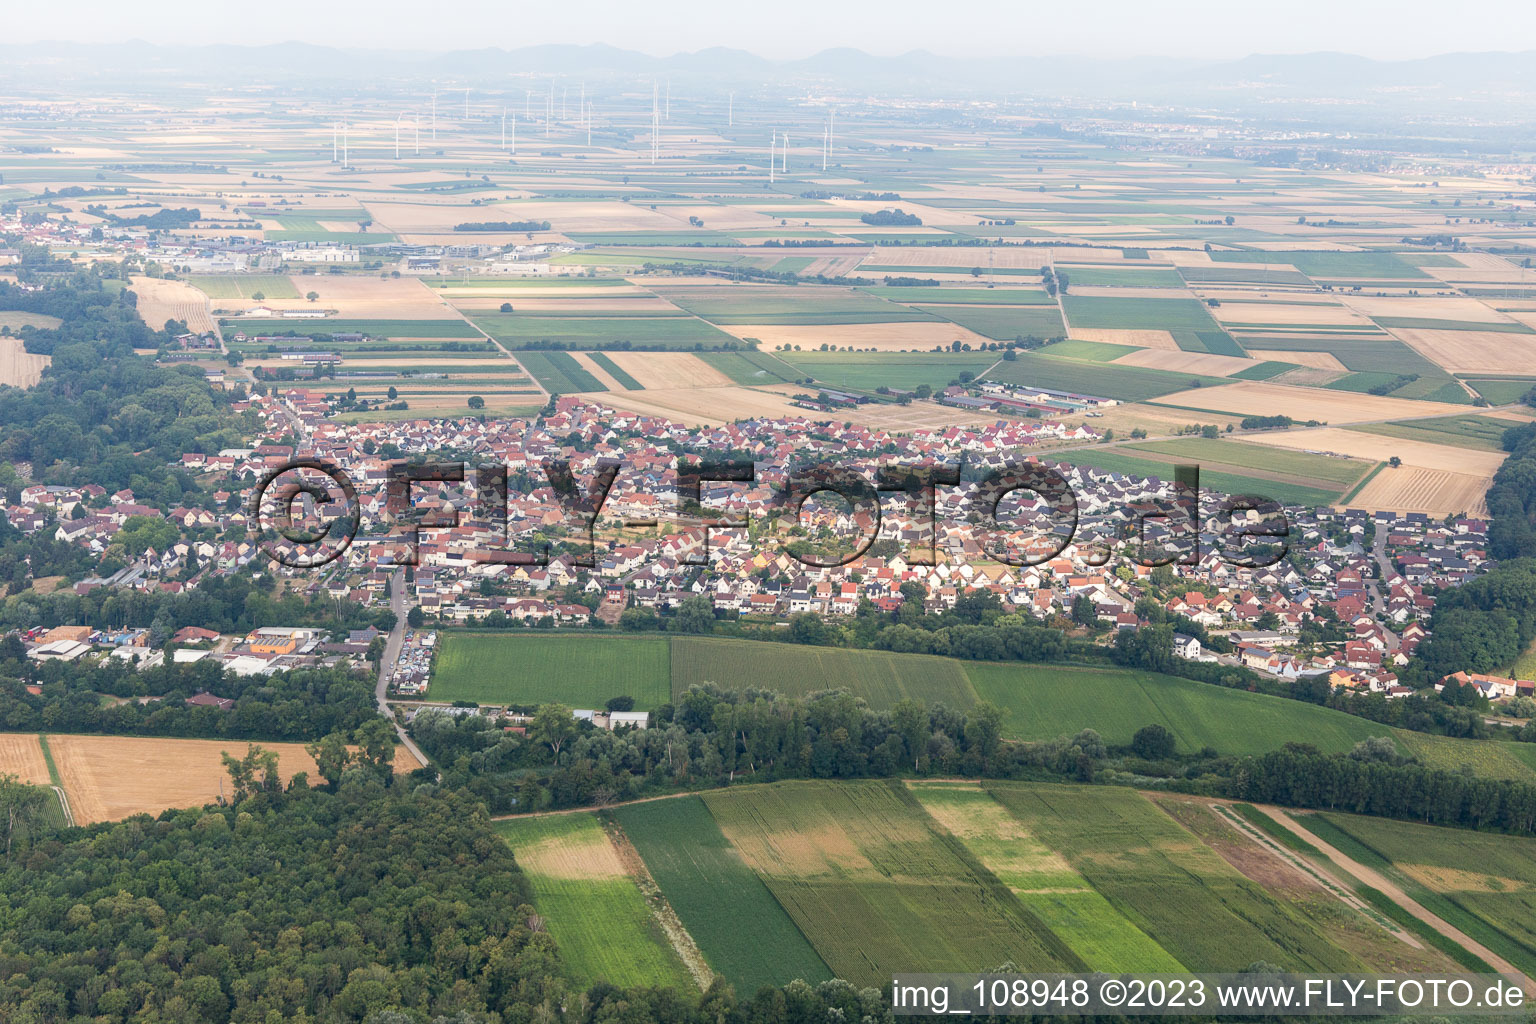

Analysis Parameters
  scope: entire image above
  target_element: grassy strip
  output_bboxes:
[1230,803,1322,855]
[1353,885,1494,972]
[37,734,62,788]
[587,352,644,390]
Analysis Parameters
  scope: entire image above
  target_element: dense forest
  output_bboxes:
[0,658,378,741]
[0,273,254,497]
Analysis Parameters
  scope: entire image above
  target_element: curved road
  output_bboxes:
[375,568,431,769]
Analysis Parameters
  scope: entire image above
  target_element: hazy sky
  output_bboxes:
[12,0,1536,59]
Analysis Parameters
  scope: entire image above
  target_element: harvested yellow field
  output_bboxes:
[130,276,216,333]
[602,351,735,389]
[1340,295,1513,323]
[717,321,992,352]
[1257,349,1349,371]
[515,822,628,880]
[1152,381,1466,424]
[1112,349,1255,375]
[0,734,51,786]
[1245,427,1506,475]
[1067,328,1179,349]
[1351,466,1493,517]
[49,734,418,825]
[438,284,646,299]
[0,337,50,387]
[1211,302,1368,326]
[261,276,463,319]
[1391,328,1536,374]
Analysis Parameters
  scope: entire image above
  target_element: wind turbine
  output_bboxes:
[728,91,733,128]
[341,122,349,169]
[769,132,775,183]
[781,133,788,173]
[525,89,533,118]
[651,80,660,164]
[464,88,470,120]
[331,121,339,163]
[561,86,567,120]
[822,122,828,171]
[431,88,438,141]
[501,107,507,150]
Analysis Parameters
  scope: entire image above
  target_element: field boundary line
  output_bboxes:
[601,815,714,990]
[1251,804,1533,993]
[1204,800,1421,949]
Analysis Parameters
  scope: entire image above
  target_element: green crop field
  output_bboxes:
[494,814,693,990]
[1036,339,1141,362]
[1178,266,1314,286]
[670,637,978,709]
[1209,250,1428,280]
[658,285,940,325]
[982,351,1223,400]
[917,304,1066,340]
[1348,414,1513,452]
[984,783,1367,972]
[587,351,643,389]
[613,797,833,991]
[907,782,1183,972]
[1124,437,1374,487]
[777,351,999,391]
[223,317,480,338]
[855,264,1043,278]
[515,350,606,393]
[1044,448,1345,506]
[1306,813,1536,977]
[702,780,1078,985]
[1063,295,1221,332]
[1370,316,1534,334]
[187,274,299,300]
[697,350,797,384]
[861,287,1054,305]
[963,662,1387,754]
[468,314,739,349]
[1056,266,1185,288]
[1466,378,1536,404]
[1392,730,1536,781]
[431,633,671,708]
[1231,360,1299,380]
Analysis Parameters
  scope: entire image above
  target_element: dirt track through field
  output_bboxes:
[1253,805,1533,993]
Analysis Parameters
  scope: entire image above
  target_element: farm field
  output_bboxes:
[984,350,1225,401]
[224,317,480,339]
[962,662,1387,754]
[1063,294,1222,333]
[907,782,1184,972]
[1123,436,1374,488]
[670,637,978,709]
[468,313,739,349]
[0,337,50,387]
[917,303,1066,341]
[0,732,52,786]
[776,351,999,391]
[702,780,1078,985]
[1348,414,1513,451]
[983,783,1368,972]
[131,276,216,333]
[612,797,833,992]
[185,274,299,300]
[1045,447,1346,507]
[1208,250,1427,280]
[40,734,415,825]
[1151,381,1468,423]
[1302,812,1536,978]
[430,633,672,708]
[494,813,694,990]
[516,350,605,393]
